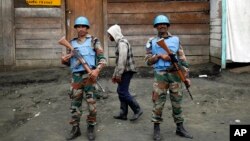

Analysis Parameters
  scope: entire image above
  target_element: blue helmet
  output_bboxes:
[153,15,170,27]
[74,16,90,28]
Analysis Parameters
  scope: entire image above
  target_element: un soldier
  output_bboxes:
[145,15,193,141]
[61,16,106,141]
[107,24,143,121]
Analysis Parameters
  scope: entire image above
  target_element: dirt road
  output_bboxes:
[0,63,249,141]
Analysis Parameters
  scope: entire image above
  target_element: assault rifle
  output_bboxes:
[58,36,92,73]
[156,38,193,100]
[58,37,105,92]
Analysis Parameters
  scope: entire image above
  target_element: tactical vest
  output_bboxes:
[151,36,179,71]
[70,37,96,73]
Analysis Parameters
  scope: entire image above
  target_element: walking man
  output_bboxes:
[107,24,143,121]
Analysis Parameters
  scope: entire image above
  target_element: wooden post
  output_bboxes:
[61,0,66,55]
[103,0,109,65]
[221,0,227,69]
[2,0,15,66]
[0,0,3,65]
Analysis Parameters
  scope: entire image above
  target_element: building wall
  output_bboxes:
[1,0,212,69]
[106,0,210,66]
[210,0,222,65]
[14,0,66,67]
[0,0,15,68]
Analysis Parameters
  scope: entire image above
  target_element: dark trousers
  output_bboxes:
[117,71,134,103]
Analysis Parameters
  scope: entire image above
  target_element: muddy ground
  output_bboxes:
[0,63,249,141]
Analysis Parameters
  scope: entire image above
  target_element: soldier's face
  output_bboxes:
[75,25,88,36]
[156,24,168,33]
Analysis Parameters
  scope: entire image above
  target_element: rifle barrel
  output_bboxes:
[186,87,193,100]
[156,38,193,100]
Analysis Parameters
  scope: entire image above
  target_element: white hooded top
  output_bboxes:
[107,24,124,43]
[107,24,136,77]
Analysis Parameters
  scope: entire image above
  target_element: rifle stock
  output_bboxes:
[58,36,74,50]
[156,38,193,100]
[58,36,92,73]
[156,39,172,55]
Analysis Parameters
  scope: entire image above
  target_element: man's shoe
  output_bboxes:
[114,102,128,120]
[113,114,127,120]
[128,98,143,121]
[130,109,143,121]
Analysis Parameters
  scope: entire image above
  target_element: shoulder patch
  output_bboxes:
[90,36,99,47]
[92,36,98,41]
[146,37,155,49]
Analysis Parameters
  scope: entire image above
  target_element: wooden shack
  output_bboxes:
[106,0,210,65]
[14,0,65,67]
[0,0,212,69]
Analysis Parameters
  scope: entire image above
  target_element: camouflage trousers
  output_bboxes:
[68,72,97,126]
[151,71,184,124]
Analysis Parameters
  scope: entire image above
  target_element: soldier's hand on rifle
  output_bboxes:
[61,53,73,62]
[149,54,160,63]
[89,69,100,81]
[158,54,171,61]
[61,53,73,65]
[184,78,191,88]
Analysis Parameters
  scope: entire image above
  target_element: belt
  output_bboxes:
[73,70,88,75]
[156,69,177,74]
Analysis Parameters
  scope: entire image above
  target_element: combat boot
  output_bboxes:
[87,125,95,141]
[176,122,193,139]
[128,98,143,121]
[66,125,81,140]
[113,102,128,120]
[153,123,161,141]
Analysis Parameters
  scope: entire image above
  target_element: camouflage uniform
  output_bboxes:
[152,71,183,123]
[69,73,97,126]
[145,34,189,124]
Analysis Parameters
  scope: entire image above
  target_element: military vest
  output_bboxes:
[70,37,96,73]
[151,36,179,71]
